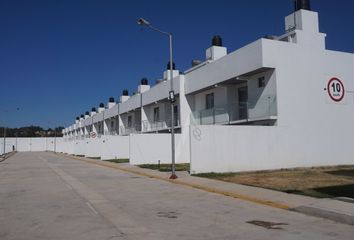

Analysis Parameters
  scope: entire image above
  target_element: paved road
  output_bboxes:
[1,152,354,240]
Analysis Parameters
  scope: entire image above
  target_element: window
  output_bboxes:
[153,107,160,122]
[206,93,214,109]
[110,121,114,129]
[258,77,265,88]
[127,116,132,128]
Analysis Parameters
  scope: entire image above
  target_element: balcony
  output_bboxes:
[191,95,277,125]
[119,124,141,136]
[142,112,180,133]
[104,130,118,136]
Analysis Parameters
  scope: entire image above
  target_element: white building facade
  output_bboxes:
[62,1,354,173]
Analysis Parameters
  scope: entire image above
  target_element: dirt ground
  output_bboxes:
[196,166,354,198]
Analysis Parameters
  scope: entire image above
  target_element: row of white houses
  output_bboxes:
[62,1,354,173]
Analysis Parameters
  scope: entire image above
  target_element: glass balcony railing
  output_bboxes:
[191,95,277,125]
[142,114,180,132]
[120,123,141,136]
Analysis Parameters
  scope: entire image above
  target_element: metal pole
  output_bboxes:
[137,18,177,179]
[3,127,6,155]
[169,34,177,179]
[54,128,57,152]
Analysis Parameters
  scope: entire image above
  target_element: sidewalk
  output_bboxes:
[62,153,354,226]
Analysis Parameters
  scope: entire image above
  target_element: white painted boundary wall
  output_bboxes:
[130,134,189,165]
[84,138,101,158]
[0,137,63,154]
[100,135,129,160]
[190,125,354,174]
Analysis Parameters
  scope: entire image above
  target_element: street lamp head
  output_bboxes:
[137,18,150,26]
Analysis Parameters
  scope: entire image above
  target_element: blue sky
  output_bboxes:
[0,0,353,129]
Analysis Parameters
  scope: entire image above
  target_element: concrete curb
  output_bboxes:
[292,206,354,226]
[0,152,16,162]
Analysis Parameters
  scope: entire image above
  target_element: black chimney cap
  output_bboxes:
[166,61,176,70]
[99,103,104,108]
[85,111,89,115]
[141,78,148,85]
[109,97,115,103]
[76,117,80,120]
[91,107,96,112]
[122,89,129,96]
[212,35,223,47]
[81,114,84,118]
[295,0,311,11]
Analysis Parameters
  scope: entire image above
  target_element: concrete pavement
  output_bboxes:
[1,152,354,240]
[65,153,354,226]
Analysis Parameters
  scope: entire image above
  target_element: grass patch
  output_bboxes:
[87,157,101,160]
[138,163,190,172]
[193,165,354,199]
[75,154,85,157]
[105,159,129,163]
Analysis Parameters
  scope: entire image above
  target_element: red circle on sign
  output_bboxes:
[90,132,96,138]
[327,77,345,102]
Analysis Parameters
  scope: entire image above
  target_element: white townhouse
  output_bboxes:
[63,0,354,173]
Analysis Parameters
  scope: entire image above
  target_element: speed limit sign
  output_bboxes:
[327,77,345,102]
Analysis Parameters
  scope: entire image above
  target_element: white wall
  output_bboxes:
[190,125,354,174]
[129,134,188,165]
[74,140,86,156]
[84,138,101,158]
[1,137,63,154]
[100,135,130,160]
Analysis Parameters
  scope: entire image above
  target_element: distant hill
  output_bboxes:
[0,126,64,137]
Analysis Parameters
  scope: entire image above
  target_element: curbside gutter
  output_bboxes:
[291,206,354,226]
[0,151,16,162]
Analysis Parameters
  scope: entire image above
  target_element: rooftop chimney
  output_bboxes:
[90,107,96,116]
[295,0,311,11]
[166,61,176,70]
[163,61,179,80]
[107,97,115,108]
[284,0,325,49]
[212,35,222,46]
[75,117,80,124]
[85,111,90,119]
[98,103,105,113]
[120,89,130,103]
[138,78,150,93]
[206,35,227,61]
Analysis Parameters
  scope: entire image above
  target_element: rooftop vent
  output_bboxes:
[141,78,148,85]
[81,114,84,118]
[99,103,104,108]
[166,61,176,70]
[212,35,222,47]
[156,79,164,84]
[295,0,311,11]
[122,89,129,96]
[264,35,278,40]
[192,60,202,67]
[109,97,115,103]
[76,117,80,120]
[91,107,96,112]
[85,111,89,115]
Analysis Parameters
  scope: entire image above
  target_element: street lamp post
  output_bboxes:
[137,18,177,179]
[3,127,6,155]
